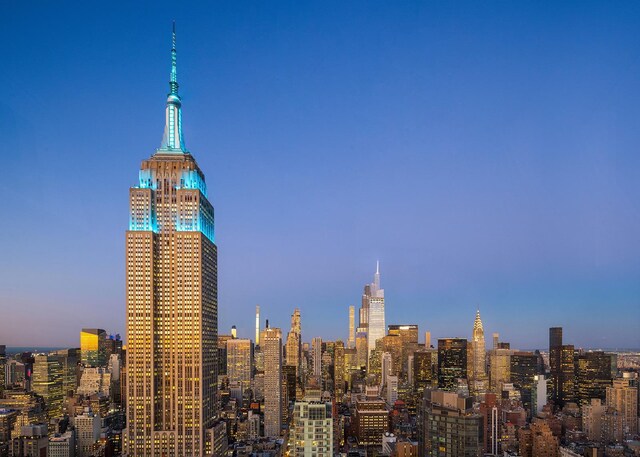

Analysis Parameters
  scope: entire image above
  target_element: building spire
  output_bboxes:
[159,21,186,153]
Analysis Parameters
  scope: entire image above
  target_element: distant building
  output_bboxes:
[469,310,487,394]
[576,351,614,405]
[0,389,46,438]
[312,338,323,379]
[77,367,111,397]
[489,347,512,393]
[532,374,547,416]
[437,338,467,391]
[0,408,19,444]
[285,309,302,379]
[80,329,108,367]
[227,339,253,393]
[31,354,63,419]
[510,351,539,416]
[263,327,283,437]
[348,306,356,349]
[50,348,80,397]
[333,341,346,402]
[412,350,436,394]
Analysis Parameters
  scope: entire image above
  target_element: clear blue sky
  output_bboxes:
[2,2,639,349]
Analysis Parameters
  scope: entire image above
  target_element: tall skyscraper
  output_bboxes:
[362,262,385,363]
[125,24,218,456]
[470,310,487,394]
[576,351,614,405]
[227,339,253,394]
[348,306,356,349]
[437,338,468,391]
[80,329,107,367]
[263,327,283,437]
[312,337,323,379]
[285,308,302,377]
[333,340,346,401]
[255,305,261,346]
[31,354,63,420]
[0,346,5,397]
[549,327,563,405]
[510,351,540,416]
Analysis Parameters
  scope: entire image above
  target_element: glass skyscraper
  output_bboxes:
[125,24,218,456]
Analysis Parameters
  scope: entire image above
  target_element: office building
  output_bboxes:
[333,341,345,401]
[0,408,18,444]
[227,339,253,393]
[312,338,323,379]
[348,306,356,349]
[0,389,46,438]
[388,324,419,380]
[510,351,539,416]
[413,350,436,394]
[125,25,218,456]
[255,305,261,346]
[31,354,63,420]
[51,349,80,397]
[576,351,614,405]
[418,389,482,457]
[354,398,389,447]
[0,346,5,396]
[489,347,512,393]
[285,309,302,378]
[437,338,467,391]
[365,263,386,361]
[263,327,283,437]
[469,310,487,394]
[80,329,108,367]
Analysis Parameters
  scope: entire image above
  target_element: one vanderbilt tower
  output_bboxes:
[125,23,218,456]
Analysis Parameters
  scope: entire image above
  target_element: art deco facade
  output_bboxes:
[125,25,218,456]
[285,308,302,377]
[469,310,487,393]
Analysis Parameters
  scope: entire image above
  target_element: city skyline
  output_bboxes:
[2,2,640,349]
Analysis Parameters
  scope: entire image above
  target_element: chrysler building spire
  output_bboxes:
[159,21,186,152]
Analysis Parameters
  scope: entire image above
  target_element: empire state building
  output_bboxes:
[125,24,218,456]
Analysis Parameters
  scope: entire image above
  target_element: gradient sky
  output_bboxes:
[2,2,639,349]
